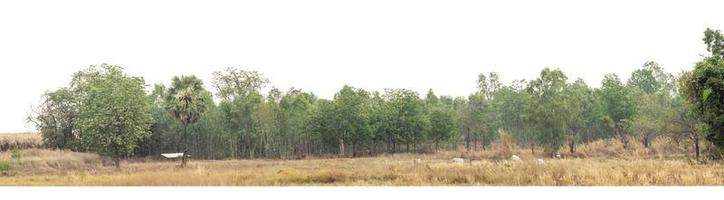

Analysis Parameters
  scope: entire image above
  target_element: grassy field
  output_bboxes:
[0,132,42,152]
[1,147,723,186]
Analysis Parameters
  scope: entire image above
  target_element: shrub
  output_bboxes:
[11,149,23,161]
[0,160,11,175]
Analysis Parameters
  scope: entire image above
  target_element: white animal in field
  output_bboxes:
[451,158,465,163]
[510,155,521,161]
[414,158,422,164]
[555,153,562,159]
[536,158,545,164]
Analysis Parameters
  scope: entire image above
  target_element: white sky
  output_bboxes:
[1,0,723,133]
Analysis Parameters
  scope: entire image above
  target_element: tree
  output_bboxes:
[496,80,536,153]
[73,64,153,168]
[136,84,178,157]
[598,74,637,148]
[670,73,707,159]
[464,72,503,151]
[563,79,590,153]
[165,76,212,153]
[384,88,429,152]
[30,88,78,150]
[212,67,268,158]
[330,85,371,157]
[424,89,454,150]
[681,28,724,156]
[279,89,317,157]
[627,61,676,147]
[703,28,724,59]
[526,68,575,156]
[428,107,454,150]
[212,67,269,100]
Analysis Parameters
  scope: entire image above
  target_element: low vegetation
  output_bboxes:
[0,133,42,151]
[0,143,722,186]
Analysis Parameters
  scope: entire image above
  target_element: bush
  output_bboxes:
[0,160,11,175]
[11,149,23,161]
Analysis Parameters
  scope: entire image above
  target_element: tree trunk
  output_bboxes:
[568,140,575,154]
[694,134,701,160]
[177,124,188,152]
[181,150,188,168]
[352,143,357,157]
[113,146,121,169]
[464,128,470,151]
[114,156,120,169]
[642,132,651,148]
[338,138,345,158]
[531,143,535,155]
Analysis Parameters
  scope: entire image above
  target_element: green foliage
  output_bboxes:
[331,85,371,155]
[73,64,153,168]
[428,107,455,149]
[0,160,11,174]
[212,67,269,100]
[383,88,429,152]
[563,79,591,153]
[626,61,676,147]
[495,80,535,149]
[33,29,724,160]
[681,29,724,153]
[526,68,577,155]
[31,88,78,150]
[165,75,212,152]
[11,149,23,162]
[704,28,724,59]
[597,73,637,145]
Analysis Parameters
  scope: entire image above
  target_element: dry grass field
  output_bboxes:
[0,132,42,151]
[1,138,723,186]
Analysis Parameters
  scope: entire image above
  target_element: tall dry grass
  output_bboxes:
[0,134,719,185]
[0,132,42,151]
[0,149,101,176]
[1,152,723,186]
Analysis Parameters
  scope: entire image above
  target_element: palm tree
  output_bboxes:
[165,76,210,152]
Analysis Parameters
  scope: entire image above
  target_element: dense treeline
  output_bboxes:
[28,28,724,166]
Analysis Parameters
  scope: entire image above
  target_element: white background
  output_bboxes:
[2,0,724,132]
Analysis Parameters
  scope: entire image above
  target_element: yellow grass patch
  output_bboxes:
[1,149,724,186]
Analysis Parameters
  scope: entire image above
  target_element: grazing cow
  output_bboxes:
[510,155,521,161]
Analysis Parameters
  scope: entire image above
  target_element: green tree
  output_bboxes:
[30,88,78,150]
[703,28,724,58]
[526,68,575,156]
[73,64,153,168]
[165,76,212,152]
[627,61,676,147]
[428,107,455,150]
[212,67,268,158]
[563,79,590,153]
[496,80,536,153]
[598,74,637,148]
[212,67,269,100]
[680,28,724,155]
[279,89,317,156]
[670,73,708,159]
[384,89,429,152]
